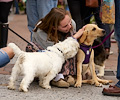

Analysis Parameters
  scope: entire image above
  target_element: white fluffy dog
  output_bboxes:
[7,37,79,92]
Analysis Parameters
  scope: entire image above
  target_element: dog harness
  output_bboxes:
[80,44,92,64]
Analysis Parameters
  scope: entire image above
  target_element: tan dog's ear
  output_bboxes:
[79,31,87,43]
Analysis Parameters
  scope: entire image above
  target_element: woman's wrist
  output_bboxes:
[73,25,85,39]
[72,31,81,39]
[70,34,78,42]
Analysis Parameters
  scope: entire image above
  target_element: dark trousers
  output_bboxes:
[91,4,111,49]
[0,1,13,23]
[67,0,91,31]
[0,1,13,48]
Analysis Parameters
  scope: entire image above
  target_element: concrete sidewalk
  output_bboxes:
[0,13,119,100]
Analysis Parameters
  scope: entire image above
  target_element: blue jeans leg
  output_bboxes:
[14,0,19,14]
[0,49,10,68]
[26,0,57,41]
[116,53,120,87]
[114,0,120,50]
[114,0,120,87]
[52,0,58,7]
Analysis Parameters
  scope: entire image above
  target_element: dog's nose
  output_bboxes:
[102,30,106,35]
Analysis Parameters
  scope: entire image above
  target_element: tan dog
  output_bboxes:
[75,24,112,88]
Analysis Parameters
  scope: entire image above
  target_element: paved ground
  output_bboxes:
[0,13,120,100]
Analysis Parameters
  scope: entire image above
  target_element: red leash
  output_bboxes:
[92,29,114,48]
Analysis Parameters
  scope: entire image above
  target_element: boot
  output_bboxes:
[0,22,9,48]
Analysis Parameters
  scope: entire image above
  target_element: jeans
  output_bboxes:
[14,0,19,14]
[114,0,120,87]
[26,0,58,41]
[0,49,10,68]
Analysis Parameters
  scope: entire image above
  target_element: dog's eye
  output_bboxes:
[92,28,96,31]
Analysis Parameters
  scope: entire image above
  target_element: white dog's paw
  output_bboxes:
[42,85,51,89]
[97,73,104,77]
[19,86,28,92]
[7,85,16,90]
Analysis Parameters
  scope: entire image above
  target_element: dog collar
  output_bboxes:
[46,48,64,57]
[57,48,63,54]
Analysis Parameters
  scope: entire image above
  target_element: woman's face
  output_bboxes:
[58,15,72,33]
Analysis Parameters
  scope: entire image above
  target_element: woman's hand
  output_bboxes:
[73,25,86,39]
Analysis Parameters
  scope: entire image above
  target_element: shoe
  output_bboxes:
[102,85,120,96]
[51,79,70,88]
[66,75,76,86]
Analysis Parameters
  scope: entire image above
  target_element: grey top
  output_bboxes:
[32,19,76,49]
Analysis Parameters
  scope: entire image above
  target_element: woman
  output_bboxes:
[31,7,85,87]
[0,7,85,88]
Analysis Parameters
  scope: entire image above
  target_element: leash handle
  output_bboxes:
[92,29,114,49]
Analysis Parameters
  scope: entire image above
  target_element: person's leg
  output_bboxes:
[14,0,19,14]
[26,0,38,41]
[102,0,120,96]
[93,6,111,58]
[116,53,120,87]
[26,0,57,41]
[67,0,90,31]
[0,23,9,48]
[0,1,13,23]
[52,0,58,7]
[37,0,57,21]
[101,24,111,59]
[114,0,120,83]
[0,47,14,68]
[0,1,13,48]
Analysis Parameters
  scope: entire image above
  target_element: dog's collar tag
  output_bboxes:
[87,50,89,55]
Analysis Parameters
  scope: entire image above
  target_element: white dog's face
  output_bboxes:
[47,37,79,60]
[61,39,79,60]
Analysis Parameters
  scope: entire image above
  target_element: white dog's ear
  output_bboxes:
[79,31,88,43]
